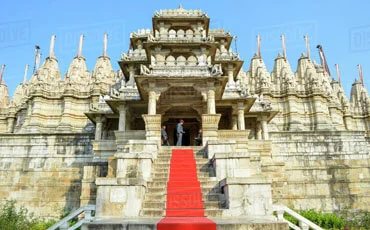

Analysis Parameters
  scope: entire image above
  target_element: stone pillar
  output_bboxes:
[95,116,102,140]
[260,116,269,140]
[119,104,126,131]
[6,117,15,133]
[202,114,221,144]
[142,114,161,143]
[237,102,245,130]
[256,122,262,140]
[231,116,238,130]
[227,65,235,88]
[80,165,99,206]
[207,88,216,114]
[148,91,157,115]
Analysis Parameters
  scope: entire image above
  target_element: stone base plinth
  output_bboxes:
[220,177,274,217]
[202,114,221,144]
[142,114,161,143]
[95,178,147,218]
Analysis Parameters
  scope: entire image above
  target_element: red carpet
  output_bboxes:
[157,149,216,230]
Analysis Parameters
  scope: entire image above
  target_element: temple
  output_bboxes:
[0,5,369,230]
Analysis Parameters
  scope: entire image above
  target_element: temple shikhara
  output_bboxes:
[0,5,369,230]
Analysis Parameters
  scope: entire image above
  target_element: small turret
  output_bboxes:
[0,64,10,108]
[65,34,90,88]
[29,35,62,86]
[92,34,116,86]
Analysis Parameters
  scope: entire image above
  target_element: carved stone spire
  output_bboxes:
[358,64,364,86]
[103,33,108,57]
[304,35,310,59]
[257,34,261,58]
[0,64,10,108]
[335,64,340,84]
[49,35,56,58]
[281,35,287,59]
[23,64,29,84]
[0,64,5,84]
[77,34,84,58]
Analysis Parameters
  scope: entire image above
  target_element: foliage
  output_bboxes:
[0,200,56,230]
[280,208,345,229]
[347,211,370,230]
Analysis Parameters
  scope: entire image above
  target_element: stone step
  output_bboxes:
[141,201,220,209]
[145,186,221,196]
[154,158,210,164]
[143,192,222,203]
[152,171,211,178]
[140,208,223,217]
[153,163,211,169]
[148,180,218,188]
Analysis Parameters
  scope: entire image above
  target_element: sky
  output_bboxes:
[1,0,370,99]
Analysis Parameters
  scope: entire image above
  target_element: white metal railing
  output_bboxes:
[47,205,95,230]
[273,205,323,230]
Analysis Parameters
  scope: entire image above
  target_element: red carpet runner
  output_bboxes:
[157,149,216,230]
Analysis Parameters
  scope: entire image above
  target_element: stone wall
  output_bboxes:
[0,133,94,219]
[267,131,370,216]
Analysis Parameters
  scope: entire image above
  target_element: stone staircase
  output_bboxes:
[140,146,224,217]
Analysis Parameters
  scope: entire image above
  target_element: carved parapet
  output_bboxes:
[218,129,250,141]
[202,114,221,143]
[142,114,161,143]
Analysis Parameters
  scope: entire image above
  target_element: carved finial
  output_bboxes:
[335,64,341,84]
[49,35,56,58]
[304,35,310,59]
[358,64,364,86]
[77,34,84,58]
[0,64,5,84]
[281,35,287,59]
[23,64,29,84]
[257,34,261,58]
[103,33,108,57]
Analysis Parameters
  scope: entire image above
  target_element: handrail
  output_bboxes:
[273,205,323,230]
[47,205,95,230]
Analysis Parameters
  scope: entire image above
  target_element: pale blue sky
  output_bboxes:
[1,0,370,98]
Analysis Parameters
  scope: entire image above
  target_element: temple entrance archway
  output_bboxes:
[158,86,203,146]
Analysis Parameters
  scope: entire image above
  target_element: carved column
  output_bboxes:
[95,115,102,140]
[237,102,245,130]
[148,90,157,115]
[207,88,216,114]
[142,114,161,143]
[259,116,269,140]
[231,116,238,130]
[227,64,235,88]
[127,66,136,88]
[119,104,126,131]
[256,122,262,140]
[202,114,221,144]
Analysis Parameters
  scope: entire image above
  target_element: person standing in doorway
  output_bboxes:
[161,125,169,146]
[195,129,202,146]
[176,119,185,146]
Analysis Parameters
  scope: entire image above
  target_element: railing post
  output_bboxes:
[276,209,284,221]
[60,222,69,230]
[299,220,309,230]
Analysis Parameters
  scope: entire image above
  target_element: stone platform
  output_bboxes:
[82,217,288,230]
